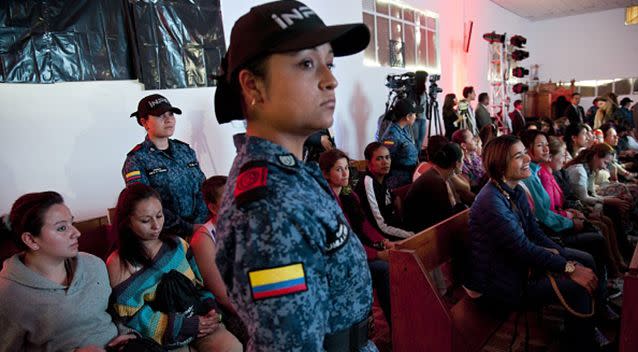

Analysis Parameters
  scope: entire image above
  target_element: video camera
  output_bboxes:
[428,74,442,100]
[385,72,416,94]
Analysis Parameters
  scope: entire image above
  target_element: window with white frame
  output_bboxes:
[362,0,439,71]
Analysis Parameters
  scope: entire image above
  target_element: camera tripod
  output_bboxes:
[426,97,442,138]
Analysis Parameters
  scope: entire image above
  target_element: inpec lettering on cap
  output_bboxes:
[271,6,316,29]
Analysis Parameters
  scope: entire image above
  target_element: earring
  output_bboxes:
[251,98,256,107]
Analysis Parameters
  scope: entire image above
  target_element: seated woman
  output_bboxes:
[413,135,474,204]
[565,144,634,259]
[355,142,414,239]
[452,129,486,193]
[465,135,606,350]
[0,191,134,351]
[381,97,421,190]
[319,148,394,327]
[191,176,248,345]
[564,123,590,160]
[403,142,466,232]
[542,136,625,277]
[107,183,241,351]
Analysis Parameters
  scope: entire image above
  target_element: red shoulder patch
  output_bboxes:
[234,161,268,206]
[127,144,143,155]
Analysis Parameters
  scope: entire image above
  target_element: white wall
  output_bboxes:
[6,0,632,220]
[528,8,638,82]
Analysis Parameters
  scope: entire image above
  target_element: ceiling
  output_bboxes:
[489,0,638,21]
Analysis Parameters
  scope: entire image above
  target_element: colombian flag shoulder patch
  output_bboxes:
[248,263,307,300]
[125,170,142,183]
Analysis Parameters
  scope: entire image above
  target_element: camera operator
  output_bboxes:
[381,97,423,190]
[411,72,428,154]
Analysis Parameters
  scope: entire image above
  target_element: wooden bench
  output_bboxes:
[389,209,509,352]
[620,243,638,352]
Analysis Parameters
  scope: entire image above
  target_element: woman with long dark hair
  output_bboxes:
[319,148,394,327]
[107,183,240,351]
[442,93,459,140]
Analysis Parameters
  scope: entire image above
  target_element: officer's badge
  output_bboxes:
[325,221,349,253]
[277,154,296,167]
[147,167,168,176]
[235,161,268,207]
[248,263,307,300]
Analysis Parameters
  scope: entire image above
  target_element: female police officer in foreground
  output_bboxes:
[122,94,208,236]
[213,1,376,351]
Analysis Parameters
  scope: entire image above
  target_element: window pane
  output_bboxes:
[597,82,613,97]
[389,39,405,67]
[391,20,402,42]
[426,16,436,29]
[577,86,595,97]
[390,4,402,19]
[377,16,390,66]
[375,0,388,15]
[404,9,415,23]
[417,27,426,66]
[362,0,374,12]
[426,29,437,67]
[417,14,425,26]
[405,24,416,67]
[614,79,631,95]
[363,13,376,62]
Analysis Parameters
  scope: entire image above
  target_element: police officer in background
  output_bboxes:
[123,94,208,236]
[382,97,422,190]
[213,1,376,351]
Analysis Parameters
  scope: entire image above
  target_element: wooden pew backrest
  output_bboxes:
[390,209,507,352]
[620,243,638,352]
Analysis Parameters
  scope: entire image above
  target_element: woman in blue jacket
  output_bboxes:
[465,135,605,351]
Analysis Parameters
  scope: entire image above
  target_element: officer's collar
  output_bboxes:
[243,136,301,172]
[143,135,173,153]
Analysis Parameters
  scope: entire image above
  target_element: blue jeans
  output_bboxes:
[412,118,426,157]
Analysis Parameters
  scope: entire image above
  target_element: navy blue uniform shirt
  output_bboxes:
[122,136,208,235]
[215,136,377,352]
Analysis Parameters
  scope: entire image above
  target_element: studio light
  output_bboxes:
[511,50,529,61]
[482,31,505,44]
[512,67,529,78]
[510,35,527,48]
[513,83,529,94]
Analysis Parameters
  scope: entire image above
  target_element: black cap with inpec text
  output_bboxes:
[214,0,370,124]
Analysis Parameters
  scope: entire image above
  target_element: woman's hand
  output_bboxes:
[383,239,396,250]
[198,310,222,337]
[568,264,598,295]
[377,250,389,262]
[605,197,632,212]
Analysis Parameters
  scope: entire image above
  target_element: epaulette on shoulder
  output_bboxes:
[127,143,143,156]
[234,160,269,208]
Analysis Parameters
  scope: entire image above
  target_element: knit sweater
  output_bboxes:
[0,252,118,352]
[110,236,214,347]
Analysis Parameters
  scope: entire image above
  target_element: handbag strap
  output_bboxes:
[547,273,595,318]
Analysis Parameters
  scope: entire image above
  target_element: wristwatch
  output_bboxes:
[564,261,576,274]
